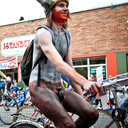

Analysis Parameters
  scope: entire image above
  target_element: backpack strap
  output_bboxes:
[62,29,70,61]
[63,29,70,49]
[37,25,55,45]
[37,61,41,86]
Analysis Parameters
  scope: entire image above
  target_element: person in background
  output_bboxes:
[95,91,102,108]
[88,74,97,105]
[11,90,16,98]
[89,74,97,82]
[107,90,115,108]
[5,76,13,95]
[24,87,32,105]
[17,92,25,107]
[0,78,5,93]
[17,78,25,96]
[61,74,72,89]
[0,78,6,106]
[8,92,18,107]
[12,79,18,92]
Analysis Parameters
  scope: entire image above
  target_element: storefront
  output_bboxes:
[0,34,123,81]
[0,57,18,80]
[72,57,106,79]
[0,34,35,81]
[72,52,117,80]
[1,34,127,82]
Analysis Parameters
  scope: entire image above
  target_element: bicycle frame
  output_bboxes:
[11,105,77,128]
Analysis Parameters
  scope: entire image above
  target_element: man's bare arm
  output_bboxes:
[64,46,83,97]
[36,28,104,94]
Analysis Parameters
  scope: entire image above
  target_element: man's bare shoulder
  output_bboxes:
[36,27,53,46]
[36,27,52,38]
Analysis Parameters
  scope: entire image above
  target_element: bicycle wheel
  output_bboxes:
[90,109,120,128]
[0,95,19,125]
[12,106,45,125]
[9,120,44,128]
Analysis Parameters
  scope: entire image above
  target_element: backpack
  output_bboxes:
[20,25,70,87]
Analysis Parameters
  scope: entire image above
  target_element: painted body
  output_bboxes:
[30,0,104,127]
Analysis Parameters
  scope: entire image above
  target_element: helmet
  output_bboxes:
[37,0,69,15]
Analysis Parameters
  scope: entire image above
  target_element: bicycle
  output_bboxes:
[0,89,19,125]
[10,105,78,128]
[10,73,128,128]
[9,91,122,128]
[9,104,121,128]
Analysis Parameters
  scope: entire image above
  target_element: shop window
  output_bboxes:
[90,66,106,79]
[89,57,105,65]
[73,56,106,79]
[75,67,88,79]
[6,69,14,73]
[72,58,87,66]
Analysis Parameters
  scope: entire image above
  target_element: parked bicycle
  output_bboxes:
[0,88,19,125]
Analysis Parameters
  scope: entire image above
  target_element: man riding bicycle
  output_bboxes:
[29,0,104,127]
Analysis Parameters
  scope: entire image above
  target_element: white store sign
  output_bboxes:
[0,56,18,69]
[1,34,35,57]
[96,66,103,84]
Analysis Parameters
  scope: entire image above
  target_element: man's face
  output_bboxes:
[52,1,68,25]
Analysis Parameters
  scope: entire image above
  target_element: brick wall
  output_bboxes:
[0,18,47,61]
[68,4,128,56]
[0,4,128,61]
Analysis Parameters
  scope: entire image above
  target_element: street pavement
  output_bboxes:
[0,122,8,128]
[0,105,17,128]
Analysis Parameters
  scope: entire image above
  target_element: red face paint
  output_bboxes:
[52,9,67,26]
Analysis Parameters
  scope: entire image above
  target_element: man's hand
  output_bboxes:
[83,81,104,95]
